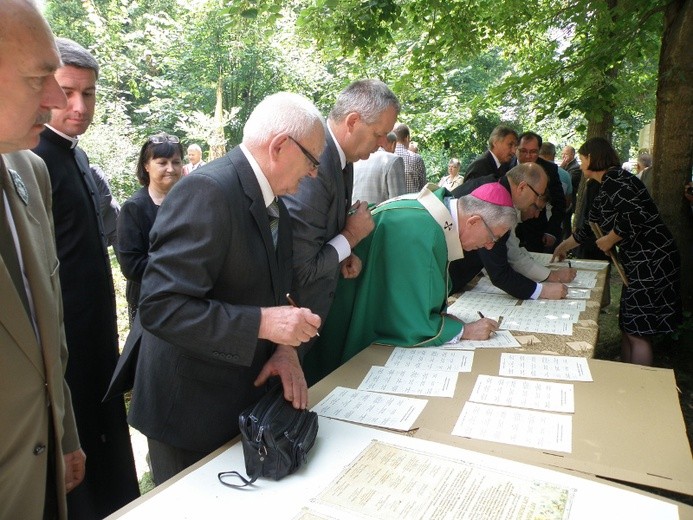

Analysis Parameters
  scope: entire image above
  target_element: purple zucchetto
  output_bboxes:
[469,182,514,208]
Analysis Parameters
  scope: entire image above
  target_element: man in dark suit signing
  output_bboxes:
[128,92,324,485]
[463,124,519,183]
[1,1,85,518]
[283,80,400,352]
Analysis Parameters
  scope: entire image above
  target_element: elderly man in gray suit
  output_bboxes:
[283,80,400,359]
[0,1,85,518]
[352,131,407,205]
[128,92,324,485]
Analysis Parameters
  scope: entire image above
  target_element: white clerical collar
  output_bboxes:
[327,121,347,170]
[239,143,276,208]
[45,125,79,149]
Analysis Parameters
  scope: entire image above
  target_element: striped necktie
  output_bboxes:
[267,199,280,247]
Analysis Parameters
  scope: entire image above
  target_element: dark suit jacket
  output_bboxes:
[449,175,539,299]
[463,150,508,184]
[283,132,351,325]
[128,146,293,453]
[1,151,80,520]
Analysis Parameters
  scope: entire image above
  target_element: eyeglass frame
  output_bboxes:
[525,182,546,202]
[148,134,180,145]
[288,136,320,169]
[478,215,500,244]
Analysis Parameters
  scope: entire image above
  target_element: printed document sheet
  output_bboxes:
[452,402,573,453]
[469,374,575,413]
[311,387,426,431]
[384,347,474,372]
[358,366,457,397]
[442,330,521,349]
[499,353,593,381]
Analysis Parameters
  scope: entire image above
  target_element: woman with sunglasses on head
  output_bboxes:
[553,137,681,366]
[116,133,184,323]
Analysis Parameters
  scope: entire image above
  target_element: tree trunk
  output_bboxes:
[653,0,693,311]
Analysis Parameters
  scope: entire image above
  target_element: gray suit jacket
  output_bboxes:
[0,151,80,520]
[128,146,293,453]
[283,132,352,325]
[352,150,407,205]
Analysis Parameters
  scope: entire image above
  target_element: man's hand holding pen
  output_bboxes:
[342,200,374,248]
[257,296,321,347]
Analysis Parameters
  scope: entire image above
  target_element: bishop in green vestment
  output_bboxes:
[304,183,518,384]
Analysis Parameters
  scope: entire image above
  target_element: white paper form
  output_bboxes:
[385,347,474,372]
[565,270,598,289]
[503,306,581,324]
[566,287,591,299]
[442,330,521,350]
[311,387,427,431]
[550,259,609,270]
[469,375,575,413]
[528,252,554,265]
[500,315,574,336]
[452,402,573,453]
[499,353,593,381]
[357,366,457,397]
[519,299,587,313]
[447,291,519,322]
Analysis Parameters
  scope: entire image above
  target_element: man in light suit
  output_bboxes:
[128,92,324,485]
[352,131,406,204]
[283,80,400,354]
[463,124,519,183]
[0,1,85,518]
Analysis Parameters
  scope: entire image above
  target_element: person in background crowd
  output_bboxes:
[0,2,85,518]
[352,131,406,204]
[116,133,184,324]
[393,123,427,193]
[32,36,139,518]
[553,138,681,366]
[463,125,518,183]
[182,143,205,175]
[635,152,653,194]
[438,157,464,191]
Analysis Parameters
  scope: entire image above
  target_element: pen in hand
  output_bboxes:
[477,311,485,319]
[286,293,319,336]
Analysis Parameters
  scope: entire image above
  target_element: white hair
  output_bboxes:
[243,92,325,147]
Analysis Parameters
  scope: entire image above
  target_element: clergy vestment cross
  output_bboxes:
[444,221,453,231]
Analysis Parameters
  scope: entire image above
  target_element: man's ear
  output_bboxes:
[269,133,289,161]
[344,112,360,132]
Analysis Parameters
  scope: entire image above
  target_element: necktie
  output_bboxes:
[0,174,31,318]
[267,199,280,248]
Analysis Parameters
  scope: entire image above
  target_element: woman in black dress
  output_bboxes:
[116,133,184,323]
[553,137,681,365]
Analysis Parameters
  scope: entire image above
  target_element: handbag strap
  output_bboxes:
[218,470,258,488]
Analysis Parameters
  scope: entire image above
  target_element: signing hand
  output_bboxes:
[258,307,321,346]
[460,318,499,340]
[539,282,568,300]
[342,200,374,248]
[547,267,577,283]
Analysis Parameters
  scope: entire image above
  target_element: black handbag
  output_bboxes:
[218,383,319,488]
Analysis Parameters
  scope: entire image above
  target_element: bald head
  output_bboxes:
[0,0,65,153]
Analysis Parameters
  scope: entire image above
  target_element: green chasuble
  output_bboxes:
[303,187,464,385]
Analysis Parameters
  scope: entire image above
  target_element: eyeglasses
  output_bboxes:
[525,182,546,201]
[288,136,320,169]
[149,134,180,144]
[479,215,499,244]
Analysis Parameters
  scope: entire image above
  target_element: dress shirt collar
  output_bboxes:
[489,150,502,169]
[327,122,347,170]
[45,124,79,149]
[239,143,276,208]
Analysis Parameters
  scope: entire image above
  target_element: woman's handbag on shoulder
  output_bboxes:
[218,383,319,488]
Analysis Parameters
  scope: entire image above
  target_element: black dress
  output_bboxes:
[116,187,159,323]
[33,128,139,518]
[574,168,682,335]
